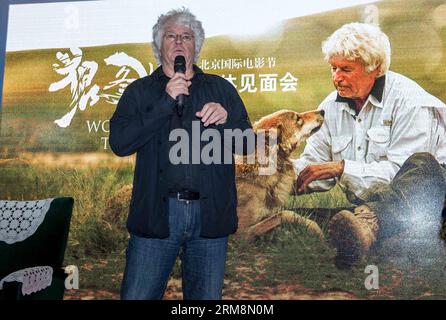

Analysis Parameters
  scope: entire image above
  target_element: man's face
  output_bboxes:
[160,22,195,70]
[329,56,379,100]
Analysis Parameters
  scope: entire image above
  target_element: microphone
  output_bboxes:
[174,55,186,117]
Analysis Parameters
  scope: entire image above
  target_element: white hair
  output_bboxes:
[322,22,391,77]
[152,7,205,65]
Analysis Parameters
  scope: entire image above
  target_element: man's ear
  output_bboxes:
[372,64,381,77]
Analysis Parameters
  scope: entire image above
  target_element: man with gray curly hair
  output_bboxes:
[151,8,205,66]
[293,22,446,268]
[109,8,253,299]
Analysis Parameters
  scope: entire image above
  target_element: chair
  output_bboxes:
[0,197,74,300]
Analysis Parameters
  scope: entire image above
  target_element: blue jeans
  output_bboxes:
[120,198,229,300]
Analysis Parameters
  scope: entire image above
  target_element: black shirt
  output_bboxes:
[164,66,203,193]
[109,65,253,238]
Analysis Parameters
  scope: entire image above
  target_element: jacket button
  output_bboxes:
[159,169,163,174]
[162,196,167,202]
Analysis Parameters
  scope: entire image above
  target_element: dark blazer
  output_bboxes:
[109,66,253,238]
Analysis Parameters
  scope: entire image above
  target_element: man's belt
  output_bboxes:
[168,189,200,201]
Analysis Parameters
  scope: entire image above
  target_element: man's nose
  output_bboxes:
[175,35,183,44]
[333,70,343,83]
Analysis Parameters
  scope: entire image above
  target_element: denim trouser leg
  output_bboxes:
[120,198,228,300]
[358,153,446,237]
[352,153,446,267]
[120,235,180,300]
[181,236,228,300]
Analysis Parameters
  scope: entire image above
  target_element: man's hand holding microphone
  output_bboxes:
[166,55,228,126]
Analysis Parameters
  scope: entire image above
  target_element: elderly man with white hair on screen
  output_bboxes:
[293,22,446,268]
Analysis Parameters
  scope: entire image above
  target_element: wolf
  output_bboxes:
[235,109,325,240]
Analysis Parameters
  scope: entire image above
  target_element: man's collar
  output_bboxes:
[152,64,205,80]
[335,74,386,110]
[369,74,385,102]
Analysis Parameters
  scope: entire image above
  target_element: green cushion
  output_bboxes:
[0,197,74,299]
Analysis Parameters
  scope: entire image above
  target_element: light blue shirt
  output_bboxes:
[293,71,446,202]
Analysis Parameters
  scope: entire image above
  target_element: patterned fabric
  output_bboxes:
[0,266,53,296]
[0,199,53,244]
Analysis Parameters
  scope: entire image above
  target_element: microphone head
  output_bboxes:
[174,55,186,74]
